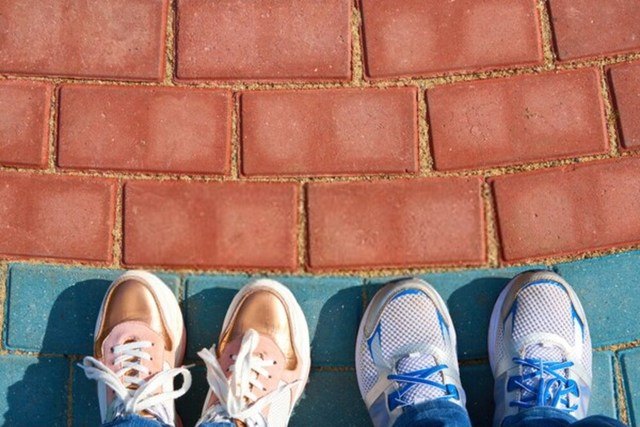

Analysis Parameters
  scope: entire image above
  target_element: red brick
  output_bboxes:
[427,69,608,171]
[176,0,351,81]
[306,178,485,269]
[0,172,116,262]
[0,0,167,80]
[549,0,640,61]
[492,157,640,263]
[608,61,640,150]
[57,85,232,175]
[124,181,298,270]
[241,88,418,176]
[0,81,51,168]
[360,0,543,79]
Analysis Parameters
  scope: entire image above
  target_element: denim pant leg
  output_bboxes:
[503,407,627,427]
[392,399,472,427]
[102,415,169,427]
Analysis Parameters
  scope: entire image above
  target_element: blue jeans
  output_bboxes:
[104,405,626,427]
[392,399,626,427]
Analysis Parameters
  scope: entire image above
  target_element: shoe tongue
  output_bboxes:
[395,353,446,403]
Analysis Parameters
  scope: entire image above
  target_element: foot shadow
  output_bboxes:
[3,278,112,426]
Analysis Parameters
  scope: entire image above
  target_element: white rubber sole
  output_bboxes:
[93,270,186,366]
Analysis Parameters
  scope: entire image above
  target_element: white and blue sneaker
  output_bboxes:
[489,270,592,426]
[356,278,466,427]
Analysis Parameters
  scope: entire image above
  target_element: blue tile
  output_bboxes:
[4,263,180,355]
[589,351,618,419]
[184,275,250,360]
[554,251,640,348]
[621,347,640,426]
[290,370,369,426]
[176,365,208,427]
[460,363,494,427]
[176,367,369,427]
[0,355,69,426]
[72,363,101,427]
[185,275,363,366]
[366,266,547,360]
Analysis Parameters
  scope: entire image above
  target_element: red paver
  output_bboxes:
[57,85,232,174]
[176,0,351,81]
[0,172,116,262]
[241,88,418,176]
[124,181,299,270]
[306,178,485,269]
[0,81,51,168]
[427,69,608,171]
[360,0,543,79]
[0,0,167,80]
[548,0,640,61]
[492,157,640,263]
[608,61,640,150]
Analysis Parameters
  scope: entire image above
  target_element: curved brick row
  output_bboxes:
[2,1,640,81]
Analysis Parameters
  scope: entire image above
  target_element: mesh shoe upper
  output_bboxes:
[356,279,465,427]
[489,271,592,426]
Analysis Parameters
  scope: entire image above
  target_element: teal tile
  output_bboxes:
[177,367,369,427]
[72,363,101,426]
[621,347,640,426]
[554,251,640,347]
[366,266,547,360]
[589,351,618,419]
[290,370,369,426]
[185,275,363,366]
[176,365,208,427]
[4,263,180,355]
[460,363,494,427]
[0,355,68,426]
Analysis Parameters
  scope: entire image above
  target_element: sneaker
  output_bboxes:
[356,278,466,427]
[196,279,310,427]
[80,270,191,426]
[488,270,592,426]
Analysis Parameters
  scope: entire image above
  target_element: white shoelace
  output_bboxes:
[80,340,192,425]
[197,329,299,427]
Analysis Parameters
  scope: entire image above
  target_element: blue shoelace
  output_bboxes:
[387,364,459,410]
[508,357,579,412]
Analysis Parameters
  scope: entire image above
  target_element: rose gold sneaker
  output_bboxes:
[80,270,191,426]
[196,279,311,427]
